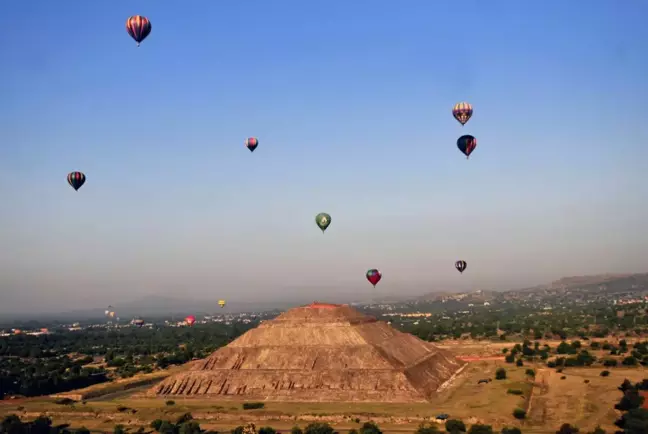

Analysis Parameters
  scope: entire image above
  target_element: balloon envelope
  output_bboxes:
[457,135,477,158]
[452,102,473,126]
[455,260,467,273]
[245,138,259,152]
[67,172,86,191]
[366,269,382,287]
[315,213,331,232]
[126,15,152,46]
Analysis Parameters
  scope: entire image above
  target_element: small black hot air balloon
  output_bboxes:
[457,135,477,159]
[455,260,467,274]
[245,137,259,152]
[126,15,152,47]
[67,172,86,191]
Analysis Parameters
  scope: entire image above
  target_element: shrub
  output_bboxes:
[507,389,524,396]
[414,423,440,434]
[516,359,523,367]
[495,368,507,380]
[166,400,176,406]
[291,427,304,434]
[304,422,335,434]
[501,428,521,434]
[467,424,493,434]
[525,369,536,377]
[561,376,567,380]
[512,408,526,419]
[600,370,610,377]
[359,421,382,434]
[445,419,466,433]
[259,427,277,434]
[242,402,265,410]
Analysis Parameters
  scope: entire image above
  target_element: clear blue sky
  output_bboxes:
[1,0,647,313]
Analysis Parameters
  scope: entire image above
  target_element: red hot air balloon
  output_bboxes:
[185,315,196,326]
[366,269,382,287]
[245,137,259,152]
[126,15,152,47]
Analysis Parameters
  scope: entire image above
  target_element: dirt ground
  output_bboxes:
[0,340,644,433]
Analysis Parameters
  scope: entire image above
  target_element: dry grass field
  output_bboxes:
[0,340,644,433]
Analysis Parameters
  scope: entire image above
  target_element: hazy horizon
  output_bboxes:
[1,0,647,314]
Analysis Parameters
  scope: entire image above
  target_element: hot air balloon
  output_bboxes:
[185,315,196,326]
[245,138,259,152]
[126,15,152,46]
[67,172,86,191]
[457,135,477,159]
[131,318,145,327]
[218,300,226,308]
[366,269,382,287]
[455,260,467,274]
[315,213,331,233]
[452,102,473,126]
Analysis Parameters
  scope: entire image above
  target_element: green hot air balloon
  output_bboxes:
[315,213,331,233]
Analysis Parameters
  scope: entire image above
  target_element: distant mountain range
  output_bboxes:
[413,272,648,302]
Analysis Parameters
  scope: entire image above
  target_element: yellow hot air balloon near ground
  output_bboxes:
[218,300,226,308]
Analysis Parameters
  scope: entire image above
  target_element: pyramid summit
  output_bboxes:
[149,302,466,402]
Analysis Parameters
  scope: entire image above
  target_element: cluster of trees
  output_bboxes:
[497,338,648,369]
[0,323,255,398]
[383,301,648,342]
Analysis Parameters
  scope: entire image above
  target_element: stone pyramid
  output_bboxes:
[148,302,465,402]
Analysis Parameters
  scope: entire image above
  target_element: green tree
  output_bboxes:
[445,419,466,433]
[304,423,334,434]
[556,424,579,434]
[291,427,304,434]
[615,407,648,432]
[468,424,493,434]
[501,428,521,434]
[29,416,53,434]
[496,368,507,380]
[413,423,440,434]
[179,421,203,434]
[512,408,526,419]
[358,422,381,434]
[616,389,645,411]
[258,428,277,434]
[114,425,126,434]
[159,421,177,434]
[150,420,164,431]
[76,428,91,434]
